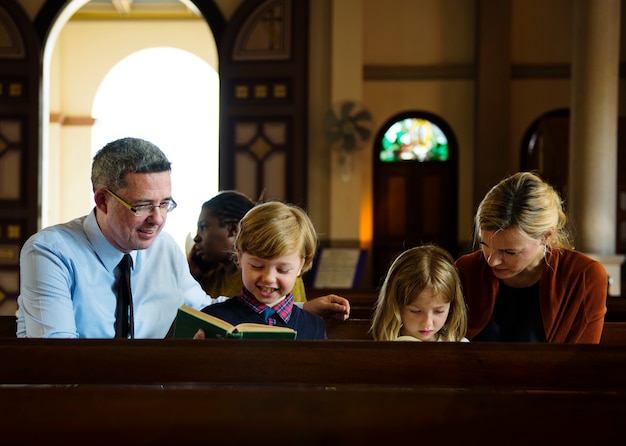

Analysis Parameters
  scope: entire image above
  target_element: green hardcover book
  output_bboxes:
[173,305,297,340]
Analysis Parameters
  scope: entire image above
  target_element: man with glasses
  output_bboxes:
[16,137,350,338]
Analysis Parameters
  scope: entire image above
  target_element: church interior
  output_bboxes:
[1,1,626,441]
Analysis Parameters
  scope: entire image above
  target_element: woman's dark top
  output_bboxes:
[473,282,547,342]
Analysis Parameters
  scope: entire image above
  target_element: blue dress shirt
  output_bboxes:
[16,209,225,338]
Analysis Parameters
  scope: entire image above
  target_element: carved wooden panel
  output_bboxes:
[219,0,308,205]
[0,2,41,306]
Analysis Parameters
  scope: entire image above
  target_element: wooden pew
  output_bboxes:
[2,339,626,391]
[325,318,372,340]
[0,314,15,337]
[2,339,626,443]
[4,314,625,343]
[326,317,626,343]
[606,296,626,320]
[601,321,626,344]
[1,385,625,445]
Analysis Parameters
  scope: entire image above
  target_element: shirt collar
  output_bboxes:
[239,287,294,323]
[84,208,136,273]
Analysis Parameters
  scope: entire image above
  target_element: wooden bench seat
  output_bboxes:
[1,384,624,445]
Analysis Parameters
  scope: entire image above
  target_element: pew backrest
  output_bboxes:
[5,314,626,343]
[326,317,626,343]
[1,339,626,392]
[0,315,15,338]
[601,321,626,344]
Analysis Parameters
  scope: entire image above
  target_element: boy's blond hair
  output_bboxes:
[235,201,318,272]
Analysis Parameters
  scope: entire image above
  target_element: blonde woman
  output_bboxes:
[456,171,607,343]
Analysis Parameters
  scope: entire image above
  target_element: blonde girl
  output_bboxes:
[371,245,468,342]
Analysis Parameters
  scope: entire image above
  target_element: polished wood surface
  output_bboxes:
[1,339,626,391]
[1,385,624,445]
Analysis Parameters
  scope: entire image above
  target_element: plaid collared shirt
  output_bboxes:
[239,287,294,326]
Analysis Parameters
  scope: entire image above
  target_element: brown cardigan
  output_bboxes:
[455,249,608,343]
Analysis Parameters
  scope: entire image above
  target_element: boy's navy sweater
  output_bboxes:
[202,296,327,340]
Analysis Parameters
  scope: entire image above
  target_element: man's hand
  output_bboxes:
[303,294,350,321]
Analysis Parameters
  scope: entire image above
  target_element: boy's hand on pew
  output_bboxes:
[304,294,350,321]
[193,329,206,340]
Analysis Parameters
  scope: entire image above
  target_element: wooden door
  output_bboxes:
[372,113,458,287]
[521,109,626,253]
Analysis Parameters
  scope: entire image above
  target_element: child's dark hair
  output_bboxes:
[201,190,255,226]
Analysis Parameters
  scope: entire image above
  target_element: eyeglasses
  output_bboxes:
[105,189,177,217]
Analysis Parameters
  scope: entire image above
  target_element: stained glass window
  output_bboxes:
[379,118,449,162]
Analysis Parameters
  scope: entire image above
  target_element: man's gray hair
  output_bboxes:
[91,137,172,192]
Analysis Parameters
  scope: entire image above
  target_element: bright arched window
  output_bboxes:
[379,117,449,162]
[92,47,219,252]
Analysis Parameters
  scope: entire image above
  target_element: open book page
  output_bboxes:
[173,305,297,339]
[396,335,422,342]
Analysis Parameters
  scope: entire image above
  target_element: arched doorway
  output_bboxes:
[521,109,626,254]
[0,0,311,315]
[0,0,225,314]
[91,47,219,251]
[42,2,221,253]
[520,108,570,199]
[372,111,459,287]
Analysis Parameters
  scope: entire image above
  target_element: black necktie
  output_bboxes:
[115,254,134,338]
